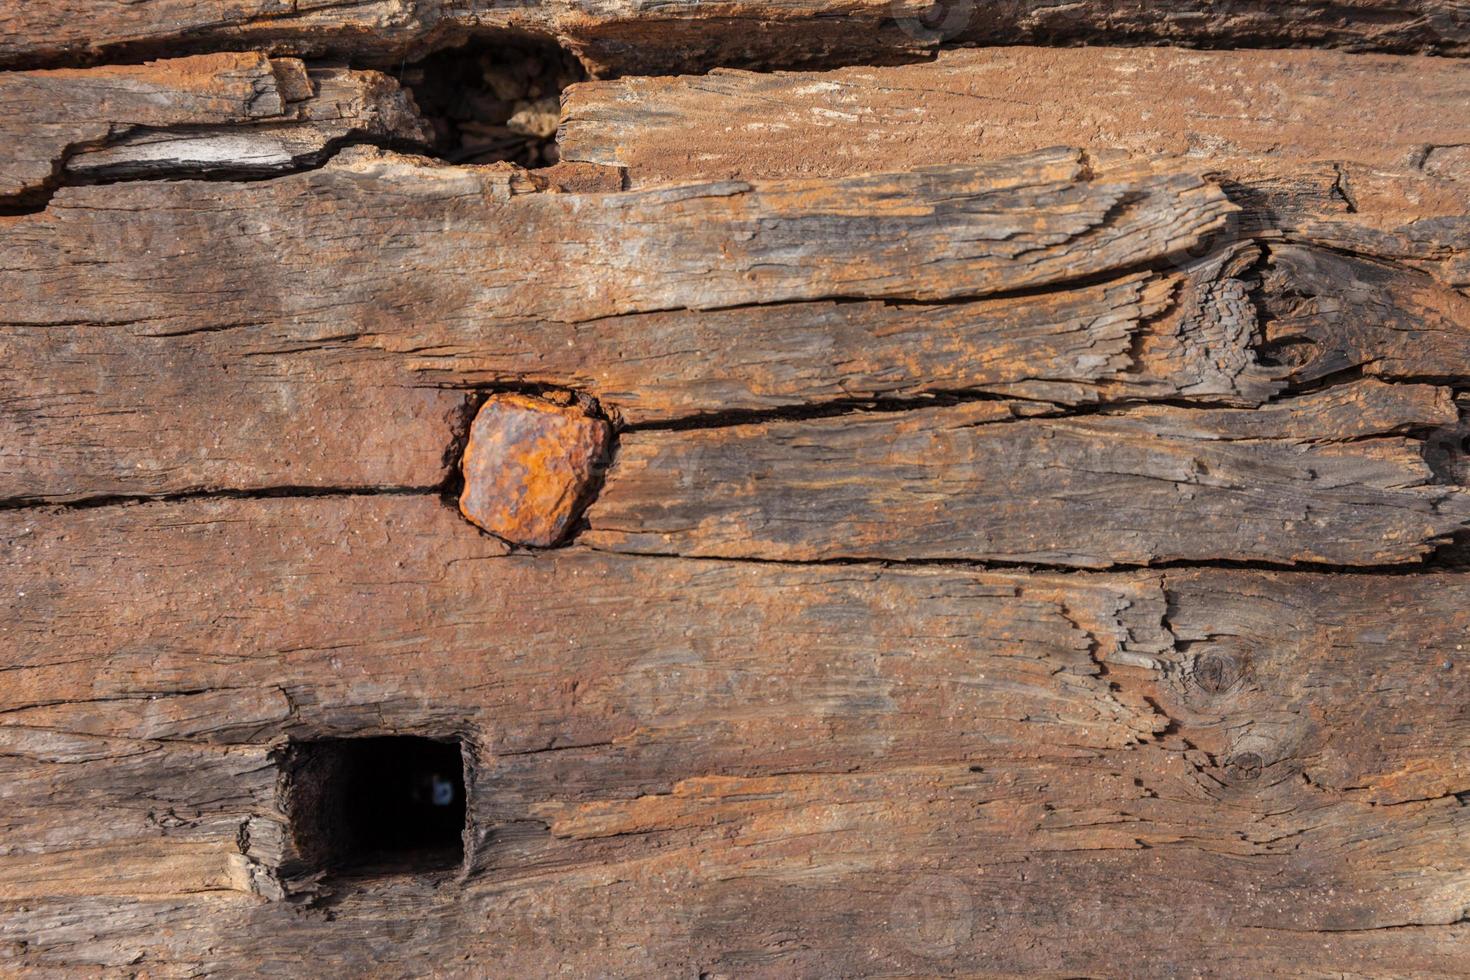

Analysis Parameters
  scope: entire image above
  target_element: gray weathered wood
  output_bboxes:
[0,53,429,207]
[584,380,1470,567]
[4,0,1469,75]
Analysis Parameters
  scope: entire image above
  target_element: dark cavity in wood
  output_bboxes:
[394,38,585,168]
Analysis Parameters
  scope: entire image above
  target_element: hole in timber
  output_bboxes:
[396,39,586,167]
[283,736,466,877]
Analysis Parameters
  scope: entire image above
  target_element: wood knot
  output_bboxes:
[1191,650,1242,695]
[1224,751,1264,782]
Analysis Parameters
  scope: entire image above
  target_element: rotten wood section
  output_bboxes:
[3,0,1468,76]
[0,146,1233,502]
[0,53,430,208]
[1,495,1466,974]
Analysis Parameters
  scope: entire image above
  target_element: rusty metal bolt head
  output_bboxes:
[458,393,611,547]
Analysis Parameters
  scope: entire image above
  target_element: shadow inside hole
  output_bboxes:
[284,736,466,877]
[396,40,586,167]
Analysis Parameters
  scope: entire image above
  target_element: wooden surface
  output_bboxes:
[2,11,1468,980]
[5,0,1470,74]
[561,46,1470,188]
[0,147,1232,502]
[583,381,1470,567]
[3,497,1469,974]
[0,53,430,208]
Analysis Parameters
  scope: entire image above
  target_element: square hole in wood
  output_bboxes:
[282,736,466,877]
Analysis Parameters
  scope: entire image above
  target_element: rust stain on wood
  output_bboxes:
[458,393,612,547]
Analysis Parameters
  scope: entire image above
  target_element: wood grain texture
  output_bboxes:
[0,146,1230,323]
[0,267,1209,503]
[560,46,1470,288]
[561,47,1470,187]
[0,146,1233,502]
[10,51,1470,508]
[1259,243,1470,385]
[3,5,1469,974]
[1,495,1466,974]
[0,53,430,207]
[3,0,1468,74]
[584,380,1470,567]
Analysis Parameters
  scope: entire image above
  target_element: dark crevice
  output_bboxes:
[393,39,585,167]
[0,23,485,74]
[1329,162,1360,214]
[279,736,468,883]
[626,373,1470,434]
[0,172,61,216]
[437,390,487,514]
[7,484,1470,576]
[0,483,444,514]
[626,389,1040,432]
[6,6,1470,76]
[562,396,621,546]
[1,40,588,213]
[565,543,1470,578]
[0,131,430,217]
[1269,362,1370,399]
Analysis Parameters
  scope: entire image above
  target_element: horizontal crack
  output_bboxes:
[4,484,1470,578]
[625,389,1043,432]
[2,133,433,218]
[0,482,445,513]
[564,544,1470,578]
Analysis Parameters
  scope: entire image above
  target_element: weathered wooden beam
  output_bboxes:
[0,146,1231,324]
[0,267,1199,502]
[0,53,430,207]
[3,0,1468,75]
[0,147,1234,502]
[1,10,1467,973]
[561,47,1470,187]
[561,46,1470,288]
[2,495,1466,973]
[10,51,1468,509]
[583,380,1470,567]
[4,207,1465,515]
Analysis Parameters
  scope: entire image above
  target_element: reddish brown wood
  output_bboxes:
[1,15,1467,980]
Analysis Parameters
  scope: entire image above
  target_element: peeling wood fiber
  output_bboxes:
[0,53,430,207]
